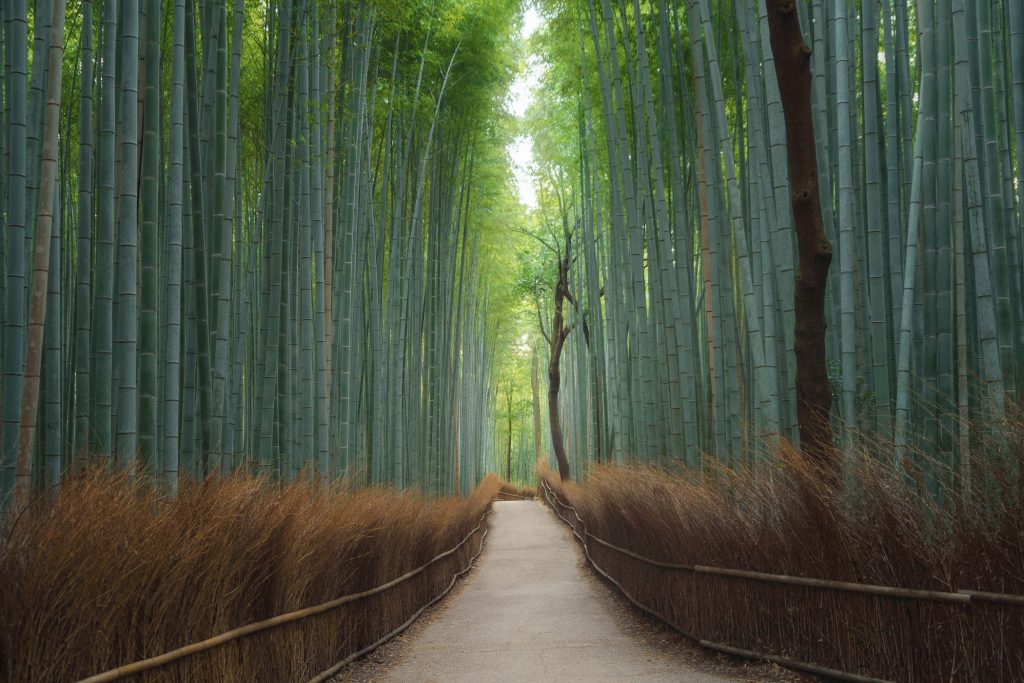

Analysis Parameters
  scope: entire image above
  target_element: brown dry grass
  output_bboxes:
[0,470,502,682]
[540,424,1024,682]
[496,482,537,499]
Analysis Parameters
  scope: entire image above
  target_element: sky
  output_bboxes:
[507,4,544,211]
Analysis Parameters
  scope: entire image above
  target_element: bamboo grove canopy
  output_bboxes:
[517,0,1023,493]
[0,0,521,500]
[2,0,1024,500]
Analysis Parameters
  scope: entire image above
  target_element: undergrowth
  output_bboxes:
[0,470,502,682]
[541,423,1024,682]
[497,482,537,499]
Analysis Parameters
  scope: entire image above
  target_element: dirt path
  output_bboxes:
[343,500,773,682]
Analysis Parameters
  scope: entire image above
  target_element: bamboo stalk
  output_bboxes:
[14,0,66,511]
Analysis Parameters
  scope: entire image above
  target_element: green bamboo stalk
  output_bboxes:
[208,0,230,472]
[24,0,51,238]
[73,0,94,462]
[951,0,1005,420]
[696,0,778,437]
[256,0,291,468]
[882,0,905,333]
[0,0,5,408]
[756,0,796,436]
[834,0,858,449]
[862,0,893,434]
[163,0,186,492]
[935,0,955,470]
[90,0,117,461]
[114,0,140,469]
[138,0,160,468]
[14,0,66,510]
[310,3,329,477]
[2,0,27,500]
[975,0,1016,399]
[1010,0,1024,243]
[952,102,970,493]
[297,17,315,476]
[219,0,243,468]
[184,0,212,470]
[918,0,938,460]
[44,182,61,488]
[895,17,966,463]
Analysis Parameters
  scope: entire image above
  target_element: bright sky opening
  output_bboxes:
[507,4,544,211]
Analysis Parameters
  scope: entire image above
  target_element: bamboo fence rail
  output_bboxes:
[307,518,491,682]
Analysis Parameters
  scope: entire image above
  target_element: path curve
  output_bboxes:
[375,500,736,682]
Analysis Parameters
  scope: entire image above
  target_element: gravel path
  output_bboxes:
[340,500,789,682]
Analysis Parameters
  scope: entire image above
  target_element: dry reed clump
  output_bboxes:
[496,481,537,499]
[539,426,1024,682]
[0,470,502,682]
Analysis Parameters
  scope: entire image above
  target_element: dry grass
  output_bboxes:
[496,482,537,499]
[0,470,502,682]
[540,424,1024,682]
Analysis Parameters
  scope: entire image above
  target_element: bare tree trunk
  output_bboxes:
[547,370,570,480]
[765,0,836,479]
[548,236,573,482]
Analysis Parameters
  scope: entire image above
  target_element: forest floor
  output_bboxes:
[338,500,800,682]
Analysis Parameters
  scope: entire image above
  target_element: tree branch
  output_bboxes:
[512,226,559,255]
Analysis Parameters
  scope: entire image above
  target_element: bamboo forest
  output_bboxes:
[1,0,1023,681]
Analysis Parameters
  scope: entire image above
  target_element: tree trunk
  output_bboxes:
[548,367,570,481]
[765,0,836,477]
[548,236,573,482]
